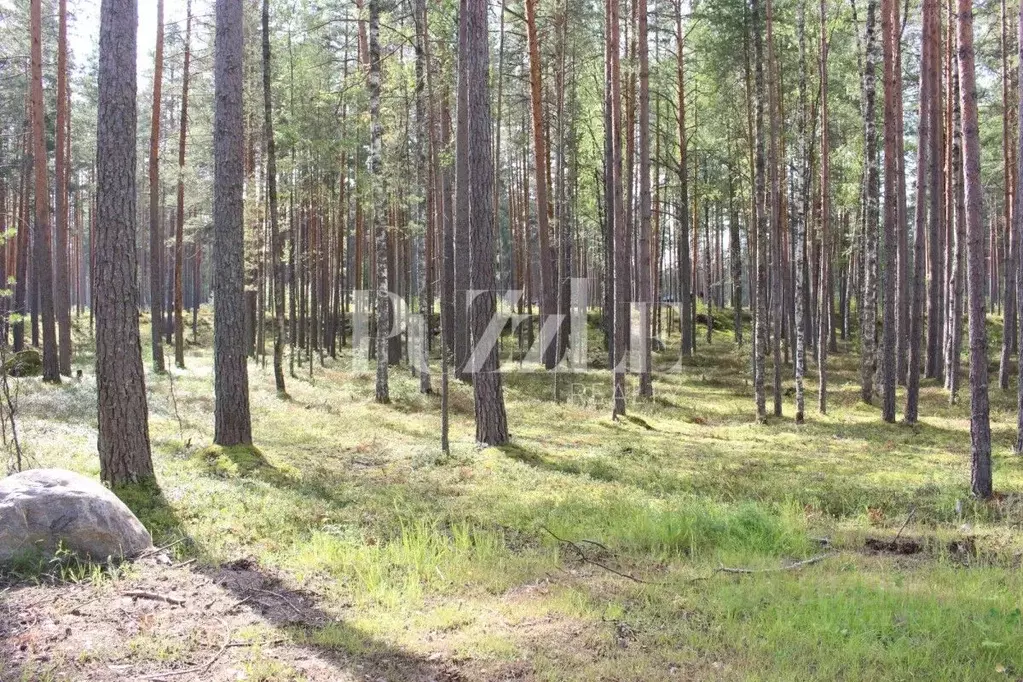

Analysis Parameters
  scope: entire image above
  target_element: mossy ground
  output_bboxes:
[4,307,1023,680]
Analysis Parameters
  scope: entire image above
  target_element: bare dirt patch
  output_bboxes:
[0,555,459,681]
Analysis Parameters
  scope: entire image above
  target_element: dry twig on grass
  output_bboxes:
[122,591,185,606]
[251,588,303,616]
[540,526,660,585]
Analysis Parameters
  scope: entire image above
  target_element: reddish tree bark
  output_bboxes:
[957,0,992,497]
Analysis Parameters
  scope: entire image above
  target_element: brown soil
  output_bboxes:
[0,555,468,682]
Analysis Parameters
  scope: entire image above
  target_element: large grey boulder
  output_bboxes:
[0,469,153,564]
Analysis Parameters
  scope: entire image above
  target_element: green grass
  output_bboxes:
[9,305,1023,680]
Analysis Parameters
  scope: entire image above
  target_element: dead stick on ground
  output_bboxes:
[225,638,286,648]
[136,537,188,559]
[225,595,251,612]
[713,553,836,576]
[123,591,185,606]
[540,526,659,585]
[894,506,917,541]
[252,588,303,616]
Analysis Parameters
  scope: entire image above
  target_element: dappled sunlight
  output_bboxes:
[6,313,1023,680]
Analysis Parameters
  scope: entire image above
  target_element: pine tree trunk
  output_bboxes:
[906,0,935,424]
[213,0,253,445]
[414,0,432,395]
[1013,0,1023,448]
[1001,0,1017,390]
[29,0,58,383]
[794,0,809,422]
[609,0,628,419]
[452,1,471,380]
[55,0,72,376]
[767,0,782,416]
[149,0,166,374]
[523,0,558,370]
[637,0,652,397]
[175,0,192,370]
[879,0,899,422]
[860,0,879,404]
[261,0,285,394]
[752,0,768,422]
[927,0,945,383]
[817,0,830,414]
[957,0,993,497]
[369,0,389,403]
[895,0,909,385]
[674,0,692,357]
[464,0,509,444]
[95,0,153,484]
[947,27,964,402]
[13,100,29,354]
[729,156,743,346]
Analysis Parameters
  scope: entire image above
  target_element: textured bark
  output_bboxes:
[947,37,964,403]
[13,99,29,353]
[175,0,192,370]
[95,0,154,484]
[29,0,58,383]
[817,0,829,415]
[55,0,72,376]
[554,3,573,380]
[452,0,470,380]
[906,0,934,424]
[149,0,166,373]
[637,0,652,397]
[262,0,285,393]
[729,166,743,346]
[879,0,899,422]
[794,0,808,422]
[674,0,693,357]
[463,0,508,444]
[895,0,908,384]
[860,0,879,404]
[369,0,389,404]
[440,96,455,362]
[926,0,945,383]
[414,0,431,395]
[752,0,768,422]
[1001,0,1017,390]
[524,0,557,370]
[957,0,992,498]
[213,0,253,445]
[767,0,781,416]
[609,0,627,419]
[1015,0,1023,448]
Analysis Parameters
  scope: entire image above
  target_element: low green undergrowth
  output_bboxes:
[9,308,1023,680]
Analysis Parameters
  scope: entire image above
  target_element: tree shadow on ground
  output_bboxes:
[0,476,463,682]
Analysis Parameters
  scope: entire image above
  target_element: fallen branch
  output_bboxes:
[894,506,917,541]
[225,595,252,612]
[123,591,185,606]
[578,538,612,553]
[64,594,102,614]
[540,526,659,585]
[251,588,303,615]
[224,638,286,648]
[712,552,836,576]
[135,537,188,559]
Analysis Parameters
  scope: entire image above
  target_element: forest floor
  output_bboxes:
[4,310,1023,681]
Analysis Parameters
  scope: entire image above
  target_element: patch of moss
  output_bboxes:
[194,444,271,478]
[4,348,42,377]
